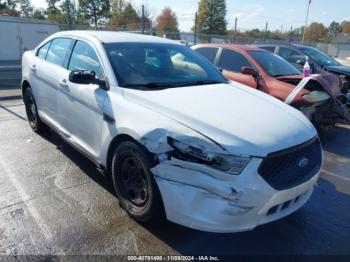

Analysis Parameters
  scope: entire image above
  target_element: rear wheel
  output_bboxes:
[111,141,163,222]
[23,87,48,133]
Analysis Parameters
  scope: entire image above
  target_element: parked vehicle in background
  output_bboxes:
[22,31,322,233]
[192,44,350,128]
[255,43,350,102]
[0,15,58,87]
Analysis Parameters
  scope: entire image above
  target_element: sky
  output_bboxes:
[32,0,350,32]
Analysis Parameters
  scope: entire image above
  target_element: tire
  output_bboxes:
[23,87,48,133]
[111,141,164,223]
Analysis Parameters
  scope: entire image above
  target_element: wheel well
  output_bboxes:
[106,134,142,173]
[22,80,31,96]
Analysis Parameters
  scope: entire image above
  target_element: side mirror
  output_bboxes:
[240,66,258,77]
[69,70,107,89]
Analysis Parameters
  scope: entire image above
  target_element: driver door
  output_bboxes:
[218,49,258,88]
[57,40,107,160]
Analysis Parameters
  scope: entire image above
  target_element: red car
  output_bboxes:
[192,44,350,127]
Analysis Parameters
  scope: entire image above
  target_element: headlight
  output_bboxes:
[168,137,250,175]
[302,91,330,104]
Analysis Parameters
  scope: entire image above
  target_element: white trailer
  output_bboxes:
[0,16,59,87]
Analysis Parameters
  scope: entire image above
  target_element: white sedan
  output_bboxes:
[21,31,322,233]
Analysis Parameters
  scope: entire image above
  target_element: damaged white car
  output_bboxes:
[22,31,322,233]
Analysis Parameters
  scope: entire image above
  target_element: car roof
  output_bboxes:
[291,44,313,50]
[51,30,180,45]
[195,43,266,52]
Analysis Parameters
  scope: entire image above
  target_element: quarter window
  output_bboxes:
[68,41,102,78]
[259,46,276,52]
[218,49,251,73]
[37,41,51,59]
[195,47,218,63]
[46,38,72,67]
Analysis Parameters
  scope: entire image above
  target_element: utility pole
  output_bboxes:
[141,4,145,34]
[264,22,268,42]
[302,0,312,44]
[194,12,198,45]
[281,24,283,34]
[233,17,238,43]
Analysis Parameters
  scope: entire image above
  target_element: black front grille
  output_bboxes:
[258,138,322,190]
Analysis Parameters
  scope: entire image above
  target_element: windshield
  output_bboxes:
[249,51,301,77]
[298,46,339,67]
[104,43,227,88]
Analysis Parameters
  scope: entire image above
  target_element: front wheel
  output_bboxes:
[111,141,164,222]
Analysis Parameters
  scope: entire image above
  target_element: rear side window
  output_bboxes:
[279,47,304,64]
[195,47,218,64]
[218,49,251,73]
[37,41,51,59]
[259,46,276,52]
[46,38,72,67]
[68,41,102,78]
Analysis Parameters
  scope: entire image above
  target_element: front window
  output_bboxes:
[69,41,103,79]
[299,46,339,67]
[249,51,301,77]
[195,47,219,63]
[218,49,252,73]
[104,43,227,88]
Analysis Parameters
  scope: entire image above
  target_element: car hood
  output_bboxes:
[123,83,316,157]
[324,65,350,76]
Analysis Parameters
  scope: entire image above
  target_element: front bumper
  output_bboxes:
[152,157,319,233]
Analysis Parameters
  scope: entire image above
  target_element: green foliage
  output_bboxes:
[19,0,33,18]
[78,0,110,28]
[108,2,141,30]
[197,0,227,36]
[32,8,46,20]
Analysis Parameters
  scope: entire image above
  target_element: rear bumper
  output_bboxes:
[152,158,319,233]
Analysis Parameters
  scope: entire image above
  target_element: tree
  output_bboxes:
[78,0,110,28]
[47,0,60,15]
[327,21,341,42]
[108,2,140,30]
[60,0,75,27]
[156,7,179,38]
[197,0,227,39]
[0,0,19,16]
[19,0,33,18]
[46,0,66,23]
[303,22,327,42]
[32,8,46,20]
[341,21,350,33]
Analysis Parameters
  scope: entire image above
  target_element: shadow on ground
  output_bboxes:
[321,125,350,158]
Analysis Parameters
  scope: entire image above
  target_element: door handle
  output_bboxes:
[31,65,36,72]
[59,79,69,88]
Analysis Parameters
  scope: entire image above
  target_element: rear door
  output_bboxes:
[217,49,258,88]
[31,38,73,127]
[58,40,107,159]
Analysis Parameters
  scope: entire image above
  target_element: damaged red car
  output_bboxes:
[192,44,350,128]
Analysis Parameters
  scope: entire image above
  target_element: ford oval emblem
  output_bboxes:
[298,157,310,168]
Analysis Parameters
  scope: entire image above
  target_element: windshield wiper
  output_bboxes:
[173,80,227,87]
[123,82,175,89]
[123,80,226,89]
